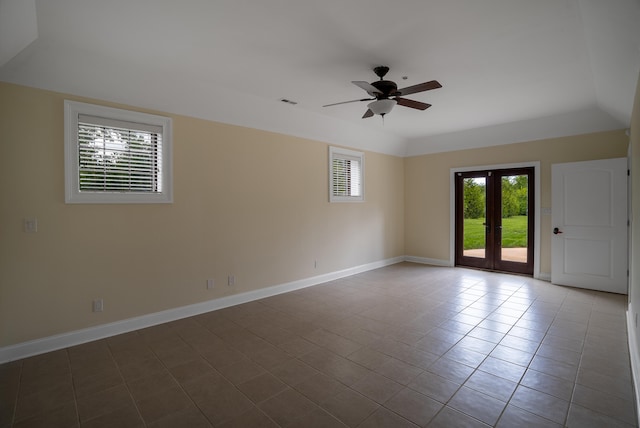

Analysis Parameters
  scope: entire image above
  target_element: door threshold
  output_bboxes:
[455,265,533,278]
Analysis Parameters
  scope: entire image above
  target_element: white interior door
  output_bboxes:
[551,158,628,294]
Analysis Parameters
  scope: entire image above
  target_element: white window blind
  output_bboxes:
[77,115,163,193]
[332,156,361,197]
[64,100,173,204]
[329,146,364,202]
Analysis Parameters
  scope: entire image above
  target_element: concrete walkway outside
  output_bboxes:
[463,247,527,263]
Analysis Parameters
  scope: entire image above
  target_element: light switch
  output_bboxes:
[24,217,38,233]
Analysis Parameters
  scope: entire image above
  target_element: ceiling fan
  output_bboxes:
[323,66,442,119]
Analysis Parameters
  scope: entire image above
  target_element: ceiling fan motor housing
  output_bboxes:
[371,80,398,98]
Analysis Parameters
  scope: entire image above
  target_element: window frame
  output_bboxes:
[64,100,173,204]
[329,146,365,203]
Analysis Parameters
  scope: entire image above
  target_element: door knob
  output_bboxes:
[553,227,563,235]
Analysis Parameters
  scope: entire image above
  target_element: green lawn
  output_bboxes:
[464,216,528,250]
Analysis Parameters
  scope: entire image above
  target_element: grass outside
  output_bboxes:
[464,216,528,250]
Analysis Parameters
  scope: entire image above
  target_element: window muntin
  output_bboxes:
[64,101,172,203]
[329,146,364,202]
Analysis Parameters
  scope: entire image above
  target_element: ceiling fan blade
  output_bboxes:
[323,98,373,107]
[396,80,442,96]
[395,97,432,110]
[362,109,374,119]
[352,81,383,95]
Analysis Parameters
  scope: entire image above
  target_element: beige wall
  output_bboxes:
[404,130,629,275]
[0,83,405,347]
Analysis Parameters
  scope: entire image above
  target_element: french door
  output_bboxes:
[455,167,534,275]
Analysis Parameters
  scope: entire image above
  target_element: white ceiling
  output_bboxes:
[1,0,639,156]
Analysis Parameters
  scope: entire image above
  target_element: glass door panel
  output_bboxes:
[500,174,529,263]
[462,177,486,259]
[455,171,492,270]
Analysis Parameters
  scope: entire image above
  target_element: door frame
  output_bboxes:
[450,161,541,279]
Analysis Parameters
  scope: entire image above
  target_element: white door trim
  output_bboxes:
[449,161,541,278]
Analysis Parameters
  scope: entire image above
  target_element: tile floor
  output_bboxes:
[1,263,637,427]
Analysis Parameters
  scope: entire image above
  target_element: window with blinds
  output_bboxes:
[329,146,364,202]
[78,115,162,193]
[64,101,173,203]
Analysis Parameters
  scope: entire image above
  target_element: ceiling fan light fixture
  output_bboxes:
[367,99,396,116]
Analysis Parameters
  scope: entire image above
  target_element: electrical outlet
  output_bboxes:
[93,299,104,312]
[207,279,215,289]
[228,275,235,286]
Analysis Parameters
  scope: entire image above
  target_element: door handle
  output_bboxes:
[553,227,563,235]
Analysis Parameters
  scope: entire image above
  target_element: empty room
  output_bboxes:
[1,1,640,427]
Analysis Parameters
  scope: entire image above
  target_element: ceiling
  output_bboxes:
[1,0,639,157]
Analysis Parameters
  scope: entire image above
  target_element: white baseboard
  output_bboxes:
[627,306,640,425]
[404,256,452,267]
[0,256,405,363]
